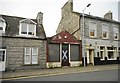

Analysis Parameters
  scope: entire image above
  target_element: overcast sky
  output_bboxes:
[0,0,119,37]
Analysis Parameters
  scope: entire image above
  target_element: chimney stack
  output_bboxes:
[104,11,113,20]
[68,0,73,3]
[36,12,43,25]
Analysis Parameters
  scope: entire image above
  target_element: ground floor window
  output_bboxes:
[100,46,105,60]
[24,47,38,65]
[108,51,114,59]
[107,47,116,60]
[118,47,120,60]
[0,49,6,61]
[70,44,80,61]
[48,44,60,62]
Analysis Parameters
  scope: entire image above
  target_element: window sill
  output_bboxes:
[89,36,96,39]
[23,64,39,66]
[107,59,117,60]
[102,38,109,40]
[100,59,105,60]
[16,35,38,38]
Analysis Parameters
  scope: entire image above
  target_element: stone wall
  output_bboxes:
[2,37,47,70]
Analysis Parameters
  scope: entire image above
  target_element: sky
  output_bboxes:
[0,0,119,37]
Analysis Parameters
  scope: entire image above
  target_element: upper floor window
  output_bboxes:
[89,21,97,38]
[102,23,109,39]
[19,19,37,36]
[0,17,6,33]
[113,25,119,40]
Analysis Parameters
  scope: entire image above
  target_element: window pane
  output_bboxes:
[32,55,38,64]
[90,30,95,36]
[103,32,107,38]
[28,24,35,35]
[21,23,27,34]
[48,44,60,62]
[114,33,118,39]
[100,51,103,59]
[32,48,38,55]
[0,51,5,61]
[24,54,31,64]
[108,52,114,59]
[25,48,31,55]
[32,48,38,64]
[0,27,3,30]
[24,48,31,64]
[70,44,80,61]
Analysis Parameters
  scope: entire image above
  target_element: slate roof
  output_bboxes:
[1,14,46,39]
[72,11,120,24]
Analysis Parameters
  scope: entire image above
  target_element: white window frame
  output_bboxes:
[24,47,38,65]
[0,49,6,62]
[0,18,6,33]
[19,23,36,36]
[89,21,97,38]
[19,19,37,37]
[113,25,119,40]
[107,47,116,60]
[102,23,109,39]
[100,46,105,60]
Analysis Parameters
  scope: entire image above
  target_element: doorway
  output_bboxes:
[62,44,70,66]
[87,49,94,65]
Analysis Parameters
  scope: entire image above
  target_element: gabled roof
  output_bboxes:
[19,19,37,24]
[1,14,46,39]
[48,30,80,44]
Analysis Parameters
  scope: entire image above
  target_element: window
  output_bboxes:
[89,21,97,38]
[20,23,36,36]
[24,47,38,65]
[19,19,37,36]
[100,46,105,60]
[0,49,6,62]
[113,25,119,40]
[102,24,109,39]
[0,18,6,33]
[107,47,116,60]
[118,47,120,60]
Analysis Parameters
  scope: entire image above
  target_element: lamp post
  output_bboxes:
[82,3,91,67]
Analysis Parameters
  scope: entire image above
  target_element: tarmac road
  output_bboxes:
[12,69,119,81]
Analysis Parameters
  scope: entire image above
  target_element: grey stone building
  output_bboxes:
[0,12,47,71]
[56,0,120,65]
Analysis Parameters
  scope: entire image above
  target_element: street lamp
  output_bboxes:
[82,3,91,67]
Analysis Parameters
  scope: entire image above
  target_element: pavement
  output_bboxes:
[0,64,119,81]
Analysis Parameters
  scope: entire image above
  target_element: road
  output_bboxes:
[7,69,119,81]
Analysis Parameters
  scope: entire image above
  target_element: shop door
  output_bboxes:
[62,44,70,66]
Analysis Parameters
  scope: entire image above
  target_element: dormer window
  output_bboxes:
[19,19,37,36]
[0,17,6,33]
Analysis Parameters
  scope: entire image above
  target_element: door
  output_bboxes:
[89,49,94,65]
[0,49,6,71]
[87,49,94,65]
[62,44,69,66]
